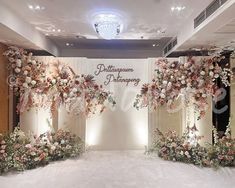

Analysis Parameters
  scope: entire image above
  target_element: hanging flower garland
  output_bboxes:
[3,46,116,116]
[134,56,232,119]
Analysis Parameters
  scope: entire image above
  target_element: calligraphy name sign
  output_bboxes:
[94,64,141,86]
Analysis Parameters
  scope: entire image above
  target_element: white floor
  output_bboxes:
[0,151,235,188]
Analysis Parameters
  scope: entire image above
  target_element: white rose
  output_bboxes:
[9,58,15,63]
[214,74,219,78]
[160,93,166,98]
[51,79,56,84]
[185,151,189,156]
[209,71,214,77]
[63,79,68,84]
[200,71,205,76]
[72,88,77,93]
[14,68,21,73]
[23,70,28,75]
[209,65,214,69]
[161,89,166,93]
[63,93,68,98]
[181,75,185,79]
[202,93,207,98]
[162,80,167,85]
[25,77,32,83]
[31,60,37,65]
[31,80,36,85]
[180,151,184,155]
[22,83,28,88]
[181,80,186,84]
[16,59,22,67]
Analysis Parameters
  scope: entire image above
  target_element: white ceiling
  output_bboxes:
[1,0,213,40]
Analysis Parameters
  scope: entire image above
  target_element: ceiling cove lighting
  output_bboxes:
[92,12,123,40]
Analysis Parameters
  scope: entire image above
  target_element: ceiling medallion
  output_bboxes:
[92,12,123,40]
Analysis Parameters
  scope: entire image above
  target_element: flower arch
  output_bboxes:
[4,46,116,116]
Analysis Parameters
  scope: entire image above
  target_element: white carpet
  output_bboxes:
[0,151,235,188]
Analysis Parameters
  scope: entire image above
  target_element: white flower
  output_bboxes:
[209,65,214,69]
[162,81,167,85]
[51,145,56,151]
[22,83,29,88]
[51,79,56,84]
[25,77,32,83]
[31,80,36,85]
[63,93,68,98]
[72,88,77,93]
[14,68,21,73]
[25,144,32,148]
[16,59,22,67]
[209,71,214,77]
[63,79,68,84]
[31,60,37,65]
[160,93,166,98]
[23,70,28,75]
[214,74,219,78]
[161,89,166,93]
[200,71,205,76]
[202,93,207,98]
[9,58,14,63]
[54,142,59,146]
[61,139,65,144]
[181,80,186,84]
[180,151,184,155]
[185,151,189,156]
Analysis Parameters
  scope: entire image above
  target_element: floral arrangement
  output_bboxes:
[151,123,235,168]
[134,57,232,119]
[0,128,83,174]
[3,46,116,116]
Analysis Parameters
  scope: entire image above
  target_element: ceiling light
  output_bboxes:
[92,12,123,40]
[57,29,61,32]
[171,6,186,12]
[66,43,70,46]
[28,5,45,11]
[152,44,159,47]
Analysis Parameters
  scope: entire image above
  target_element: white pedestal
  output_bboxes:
[58,106,86,141]
[20,108,52,137]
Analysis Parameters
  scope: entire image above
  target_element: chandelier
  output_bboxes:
[93,13,123,40]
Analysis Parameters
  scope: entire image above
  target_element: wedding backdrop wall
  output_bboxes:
[18,55,234,150]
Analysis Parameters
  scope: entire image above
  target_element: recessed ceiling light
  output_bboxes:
[28,4,45,11]
[66,43,74,47]
[57,29,61,32]
[171,6,186,12]
[152,44,159,47]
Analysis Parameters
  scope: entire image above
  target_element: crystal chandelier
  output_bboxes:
[93,13,123,40]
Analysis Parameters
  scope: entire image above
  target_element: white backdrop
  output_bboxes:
[86,59,149,150]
